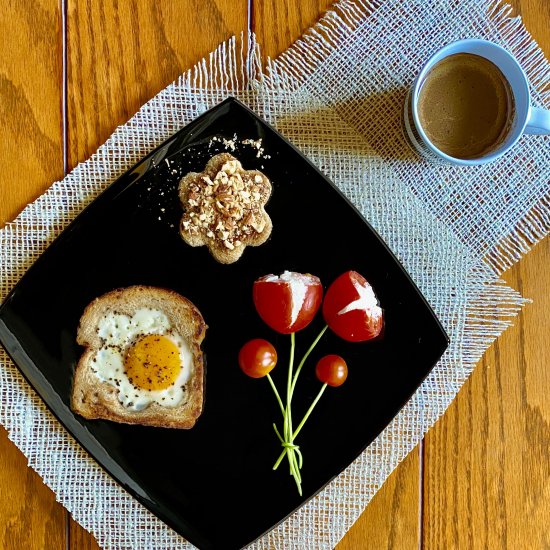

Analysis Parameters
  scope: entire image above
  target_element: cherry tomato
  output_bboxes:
[253,271,323,334]
[238,339,278,378]
[315,355,348,387]
[323,270,383,342]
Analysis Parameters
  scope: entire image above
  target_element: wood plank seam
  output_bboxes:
[62,0,68,176]
[62,0,71,547]
[248,0,253,34]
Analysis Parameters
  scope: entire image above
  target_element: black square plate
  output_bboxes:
[0,97,448,550]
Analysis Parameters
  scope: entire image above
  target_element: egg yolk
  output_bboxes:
[124,334,181,391]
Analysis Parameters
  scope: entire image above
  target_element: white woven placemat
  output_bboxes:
[1,0,548,548]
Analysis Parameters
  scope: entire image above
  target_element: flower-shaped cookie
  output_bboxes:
[179,153,273,264]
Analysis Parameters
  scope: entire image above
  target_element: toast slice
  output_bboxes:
[179,153,273,264]
[72,285,207,429]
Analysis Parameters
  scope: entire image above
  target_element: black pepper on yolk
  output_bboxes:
[124,334,181,391]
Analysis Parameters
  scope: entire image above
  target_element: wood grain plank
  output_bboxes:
[0,428,66,550]
[253,0,333,59]
[66,1,248,547]
[253,1,421,548]
[70,520,101,550]
[67,0,248,169]
[0,0,67,548]
[423,236,550,550]
[509,0,550,54]
[336,449,420,550]
[0,0,64,225]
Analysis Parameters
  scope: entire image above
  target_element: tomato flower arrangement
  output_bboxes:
[238,270,383,495]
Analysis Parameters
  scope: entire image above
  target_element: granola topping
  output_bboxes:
[181,158,268,248]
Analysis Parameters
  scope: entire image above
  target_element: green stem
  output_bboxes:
[292,383,328,440]
[295,446,303,470]
[290,450,302,484]
[266,373,285,418]
[286,332,296,409]
[273,423,284,443]
[273,383,328,468]
[273,326,329,495]
[273,424,302,482]
[290,324,328,398]
[283,333,296,465]
[292,464,303,496]
[273,445,287,470]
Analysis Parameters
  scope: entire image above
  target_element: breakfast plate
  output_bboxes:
[0,97,448,550]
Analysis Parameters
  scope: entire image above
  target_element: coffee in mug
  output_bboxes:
[417,53,514,159]
[403,39,550,166]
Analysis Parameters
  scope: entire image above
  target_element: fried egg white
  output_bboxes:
[90,308,192,411]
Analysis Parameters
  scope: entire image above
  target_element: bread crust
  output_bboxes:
[71,285,207,429]
[179,153,273,264]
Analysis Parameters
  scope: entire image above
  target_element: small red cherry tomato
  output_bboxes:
[253,271,323,334]
[315,355,348,387]
[238,339,278,378]
[323,270,383,342]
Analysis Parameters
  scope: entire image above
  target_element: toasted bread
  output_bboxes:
[72,285,207,429]
[179,153,273,264]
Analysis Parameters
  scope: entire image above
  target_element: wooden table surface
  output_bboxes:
[0,1,548,548]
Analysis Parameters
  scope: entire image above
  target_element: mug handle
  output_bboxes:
[525,106,550,135]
